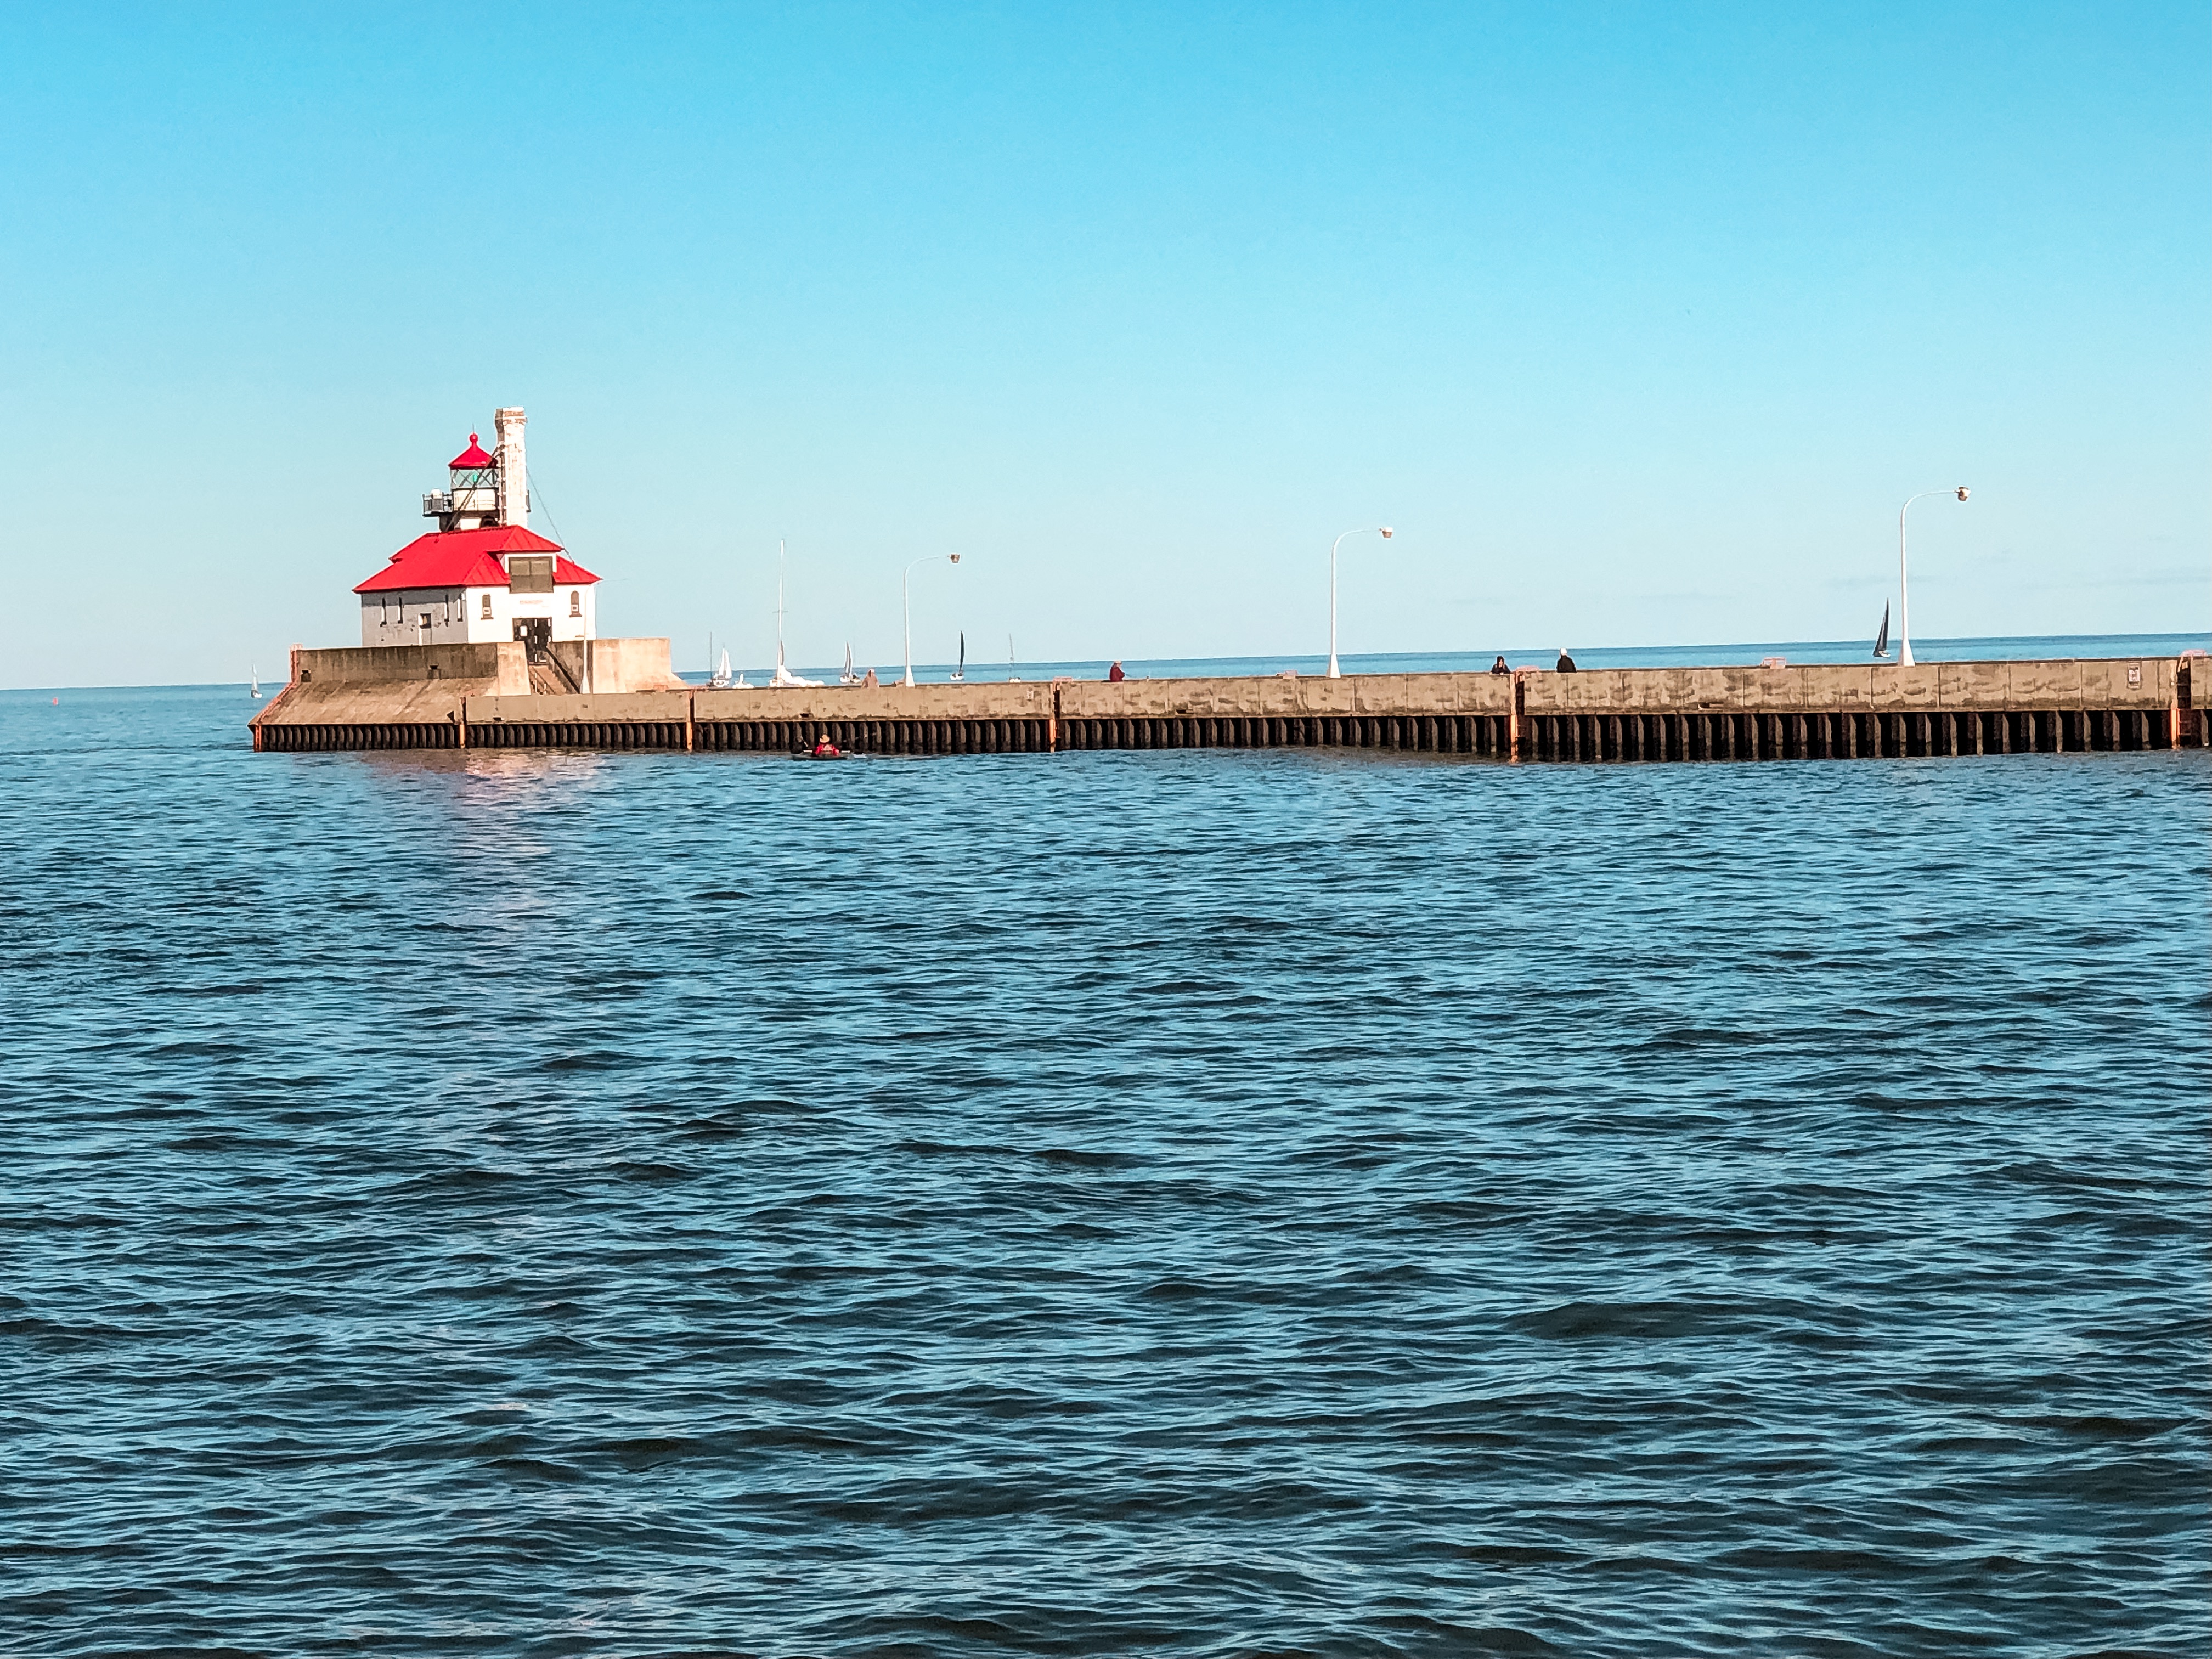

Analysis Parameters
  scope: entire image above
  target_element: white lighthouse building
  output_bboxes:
[354,407,600,650]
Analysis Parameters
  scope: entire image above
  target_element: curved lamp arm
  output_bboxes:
[902,552,962,688]
[1897,488,1968,668]
[1328,526,1395,680]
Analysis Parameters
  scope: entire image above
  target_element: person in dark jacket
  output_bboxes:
[1556,648,1578,673]
[1490,655,1509,675]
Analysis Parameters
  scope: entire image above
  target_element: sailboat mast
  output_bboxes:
[776,540,787,672]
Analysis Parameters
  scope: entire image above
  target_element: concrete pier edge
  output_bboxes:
[249,645,2208,760]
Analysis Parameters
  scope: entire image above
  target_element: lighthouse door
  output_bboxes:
[513,618,552,662]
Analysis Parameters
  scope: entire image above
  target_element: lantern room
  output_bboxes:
[421,406,529,532]
[425,432,500,528]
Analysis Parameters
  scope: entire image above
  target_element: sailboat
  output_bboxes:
[1872,602,1892,661]
[949,631,965,682]
[249,665,263,699]
[839,644,861,686]
[708,647,736,690]
[1007,635,1021,682]
[769,539,824,687]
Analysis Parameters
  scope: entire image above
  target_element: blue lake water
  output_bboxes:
[2,665,2207,1657]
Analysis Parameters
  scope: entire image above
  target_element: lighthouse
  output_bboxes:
[354,407,600,651]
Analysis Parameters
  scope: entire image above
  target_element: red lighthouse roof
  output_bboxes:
[353,526,599,593]
[449,432,495,469]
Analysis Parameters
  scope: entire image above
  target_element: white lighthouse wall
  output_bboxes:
[360,588,472,647]
[563,582,596,641]
[460,585,511,644]
[450,582,596,645]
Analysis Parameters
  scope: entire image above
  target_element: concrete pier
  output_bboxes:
[250,645,2207,760]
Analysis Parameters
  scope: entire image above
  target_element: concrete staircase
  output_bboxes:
[528,656,579,696]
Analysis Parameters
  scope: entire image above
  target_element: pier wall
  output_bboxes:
[294,641,531,693]
[251,653,2208,760]
[1522,658,2172,714]
[545,637,689,695]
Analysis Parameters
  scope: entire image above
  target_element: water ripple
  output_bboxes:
[0,686,2205,1656]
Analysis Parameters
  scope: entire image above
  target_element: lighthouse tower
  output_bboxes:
[354,407,599,649]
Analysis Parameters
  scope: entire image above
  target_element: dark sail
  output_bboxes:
[1872,602,1891,659]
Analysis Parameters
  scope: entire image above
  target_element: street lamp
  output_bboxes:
[1897,487,1968,668]
[902,552,961,687]
[1327,526,1395,680]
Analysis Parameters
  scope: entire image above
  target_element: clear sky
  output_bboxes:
[3,2,2205,686]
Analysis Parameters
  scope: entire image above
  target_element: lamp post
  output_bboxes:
[1897,487,1968,668]
[1327,526,1395,679]
[902,552,961,688]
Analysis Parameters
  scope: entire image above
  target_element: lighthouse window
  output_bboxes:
[481,594,493,619]
[510,556,554,595]
[568,590,582,617]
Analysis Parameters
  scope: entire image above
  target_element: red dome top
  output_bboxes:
[449,432,495,470]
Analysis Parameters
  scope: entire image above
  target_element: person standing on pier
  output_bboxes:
[1491,655,1509,675]
[1556,649,1578,673]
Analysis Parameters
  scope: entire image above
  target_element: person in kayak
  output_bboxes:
[811,733,843,758]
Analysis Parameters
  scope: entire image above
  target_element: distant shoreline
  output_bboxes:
[668,631,2212,690]
[7,632,2207,697]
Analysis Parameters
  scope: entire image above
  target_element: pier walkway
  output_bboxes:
[250,644,2205,761]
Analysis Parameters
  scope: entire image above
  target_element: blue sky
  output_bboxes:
[2,2,2204,685]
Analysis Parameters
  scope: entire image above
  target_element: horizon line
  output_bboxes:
[9,630,2207,697]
